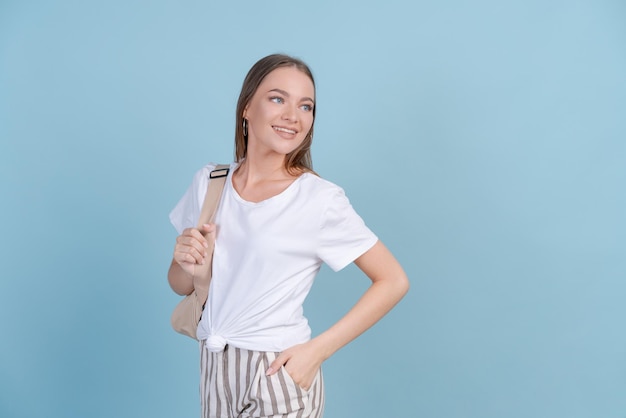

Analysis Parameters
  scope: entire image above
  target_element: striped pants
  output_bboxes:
[200,340,325,418]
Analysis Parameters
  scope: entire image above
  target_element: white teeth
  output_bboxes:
[274,126,296,134]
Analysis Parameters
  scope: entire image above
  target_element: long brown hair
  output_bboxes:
[234,54,316,174]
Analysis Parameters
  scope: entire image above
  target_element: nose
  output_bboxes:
[281,104,297,123]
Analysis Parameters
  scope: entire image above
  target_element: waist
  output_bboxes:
[197,321,311,353]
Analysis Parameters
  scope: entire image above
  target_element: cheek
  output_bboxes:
[302,114,314,130]
[246,101,270,122]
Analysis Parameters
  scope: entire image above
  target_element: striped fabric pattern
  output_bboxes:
[200,341,325,418]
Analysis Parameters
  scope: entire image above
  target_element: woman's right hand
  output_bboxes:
[172,224,215,277]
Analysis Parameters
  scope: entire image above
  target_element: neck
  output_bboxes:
[232,155,303,203]
[237,155,291,182]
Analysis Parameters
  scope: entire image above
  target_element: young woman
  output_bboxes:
[168,54,409,418]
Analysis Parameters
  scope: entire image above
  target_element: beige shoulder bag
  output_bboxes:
[170,164,230,340]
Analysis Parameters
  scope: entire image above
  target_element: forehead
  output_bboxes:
[257,66,315,97]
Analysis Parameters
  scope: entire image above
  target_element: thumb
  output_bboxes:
[266,353,288,376]
[200,223,217,237]
[200,223,216,232]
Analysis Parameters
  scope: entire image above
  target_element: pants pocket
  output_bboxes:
[246,352,308,416]
[281,365,316,394]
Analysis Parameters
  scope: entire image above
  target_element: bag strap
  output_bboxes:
[196,164,230,227]
[191,164,229,302]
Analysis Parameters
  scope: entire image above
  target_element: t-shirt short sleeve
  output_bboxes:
[169,165,214,234]
[317,187,378,272]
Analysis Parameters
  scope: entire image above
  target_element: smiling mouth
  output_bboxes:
[273,126,297,135]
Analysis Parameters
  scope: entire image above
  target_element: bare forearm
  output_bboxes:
[168,260,194,296]
[313,273,408,359]
[265,241,408,390]
[311,241,409,360]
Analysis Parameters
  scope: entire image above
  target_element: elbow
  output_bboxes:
[396,273,410,299]
[378,271,409,302]
[168,261,194,296]
[169,279,192,296]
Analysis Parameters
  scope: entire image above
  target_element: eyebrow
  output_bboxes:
[268,88,315,104]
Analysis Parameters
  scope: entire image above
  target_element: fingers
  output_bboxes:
[266,352,289,376]
[183,227,211,245]
[173,226,216,266]
[175,236,206,263]
[173,245,205,265]
[265,343,323,391]
[267,352,314,390]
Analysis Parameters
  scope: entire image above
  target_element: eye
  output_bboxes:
[300,104,314,112]
[270,96,284,104]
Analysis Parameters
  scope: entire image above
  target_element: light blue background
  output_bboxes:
[1,1,625,417]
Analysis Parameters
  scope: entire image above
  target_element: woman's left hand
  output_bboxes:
[266,340,325,391]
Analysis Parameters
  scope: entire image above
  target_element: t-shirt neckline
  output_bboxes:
[227,167,309,207]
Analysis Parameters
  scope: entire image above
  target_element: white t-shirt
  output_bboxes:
[169,162,378,352]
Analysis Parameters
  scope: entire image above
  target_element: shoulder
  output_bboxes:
[298,172,346,198]
[195,161,232,178]
[191,161,237,185]
[297,173,357,217]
